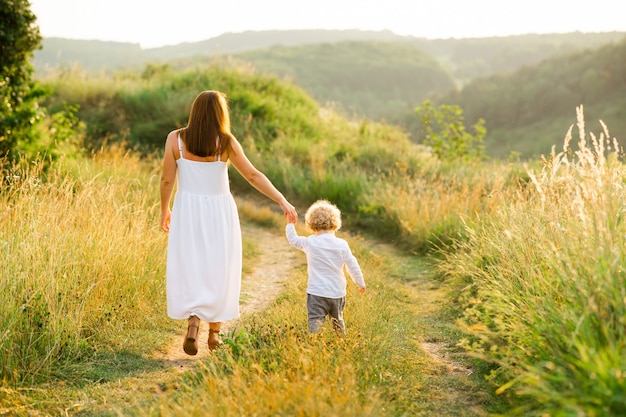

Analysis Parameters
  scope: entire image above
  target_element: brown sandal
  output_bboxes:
[183,316,200,355]
[208,328,223,351]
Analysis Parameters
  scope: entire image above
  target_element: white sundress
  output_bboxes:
[166,135,242,322]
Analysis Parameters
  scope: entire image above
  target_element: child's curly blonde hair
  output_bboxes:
[305,200,342,232]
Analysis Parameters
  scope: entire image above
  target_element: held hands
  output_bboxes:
[281,200,298,224]
[286,211,298,224]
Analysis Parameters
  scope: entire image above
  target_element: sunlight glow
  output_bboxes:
[30,0,626,49]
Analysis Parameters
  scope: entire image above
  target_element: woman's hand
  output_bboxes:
[281,200,298,223]
[161,209,171,232]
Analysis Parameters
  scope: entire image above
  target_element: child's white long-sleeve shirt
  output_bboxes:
[285,223,365,298]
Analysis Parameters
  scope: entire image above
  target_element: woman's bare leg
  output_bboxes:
[208,321,223,350]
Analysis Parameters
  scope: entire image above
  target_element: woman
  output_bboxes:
[160,90,297,355]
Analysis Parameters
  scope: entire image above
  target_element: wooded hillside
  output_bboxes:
[236,41,456,120]
[434,37,626,158]
[33,29,626,159]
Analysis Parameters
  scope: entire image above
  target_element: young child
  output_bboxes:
[286,199,365,334]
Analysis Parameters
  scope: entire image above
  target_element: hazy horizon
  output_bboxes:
[30,0,626,49]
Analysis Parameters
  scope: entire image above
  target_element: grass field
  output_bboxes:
[0,146,502,416]
[3,65,626,415]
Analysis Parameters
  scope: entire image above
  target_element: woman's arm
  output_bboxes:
[160,131,178,232]
[228,136,297,222]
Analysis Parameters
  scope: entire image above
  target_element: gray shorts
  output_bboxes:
[306,293,346,334]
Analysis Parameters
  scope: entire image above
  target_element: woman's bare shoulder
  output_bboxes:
[167,129,181,139]
[220,134,238,160]
[165,129,182,146]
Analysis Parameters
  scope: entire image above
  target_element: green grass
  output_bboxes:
[438,107,626,415]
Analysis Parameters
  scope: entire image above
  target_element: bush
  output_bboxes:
[0,0,44,162]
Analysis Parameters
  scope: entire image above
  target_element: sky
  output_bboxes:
[30,0,626,49]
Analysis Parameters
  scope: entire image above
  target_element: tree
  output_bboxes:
[415,100,486,162]
[0,0,43,161]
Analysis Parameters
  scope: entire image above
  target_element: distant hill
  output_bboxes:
[143,29,405,60]
[405,32,626,85]
[33,29,626,83]
[233,41,456,121]
[33,38,146,73]
[429,37,626,159]
[32,29,407,73]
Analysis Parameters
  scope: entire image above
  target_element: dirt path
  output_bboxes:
[366,240,473,377]
[151,223,470,380]
[150,224,304,371]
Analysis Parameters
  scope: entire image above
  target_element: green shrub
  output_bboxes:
[0,0,44,163]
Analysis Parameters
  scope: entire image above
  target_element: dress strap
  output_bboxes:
[177,134,184,159]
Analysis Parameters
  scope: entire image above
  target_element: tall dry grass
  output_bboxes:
[0,146,171,385]
[368,160,518,252]
[439,106,626,415]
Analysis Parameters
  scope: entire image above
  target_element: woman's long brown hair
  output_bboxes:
[180,90,232,157]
